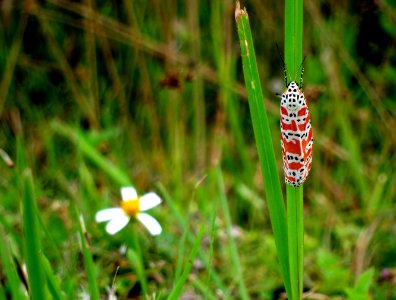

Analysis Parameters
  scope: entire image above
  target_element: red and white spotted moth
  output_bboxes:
[280,65,313,186]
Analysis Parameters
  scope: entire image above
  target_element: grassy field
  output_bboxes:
[1,0,396,299]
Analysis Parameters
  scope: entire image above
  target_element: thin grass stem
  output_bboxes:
[285,0,304,299]
[77,214,100,300]
[51,121,131,186]
[125,226,148,295]
[157,183,231,298]
[285,0,303,81]
[215,166,250,300]
[287,185,304,300]
[174,227,188,282]
[167,227,204,300]
[205,206,218,300]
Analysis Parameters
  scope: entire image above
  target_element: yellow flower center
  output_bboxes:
[120,197,140,216]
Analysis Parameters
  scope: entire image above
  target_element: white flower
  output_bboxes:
[95,187,162,236]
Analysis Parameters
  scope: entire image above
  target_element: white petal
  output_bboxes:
[121,187,138,201]
[95,208,124,223]
[139,192,162,211]
[137,213,162,236]
[105,215,130,235]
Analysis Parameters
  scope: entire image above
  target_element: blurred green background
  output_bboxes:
[0,0,395,299]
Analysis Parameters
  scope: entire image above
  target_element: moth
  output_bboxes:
[280,65,313,186]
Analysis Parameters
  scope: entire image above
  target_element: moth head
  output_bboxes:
[283,81,304,111]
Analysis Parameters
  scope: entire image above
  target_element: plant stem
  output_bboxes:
[77,214,100,300]
[167,227,204,300]
[287,185,304,300]
[285,0,303,81]
[216,166,250,300]
[285,1,304,298]
[125,226,148,295]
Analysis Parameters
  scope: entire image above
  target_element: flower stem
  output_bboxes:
[124,226,148,295]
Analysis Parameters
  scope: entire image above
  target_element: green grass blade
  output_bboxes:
[0,14,26,116]
[167,227,204,300]
[287,185,304,300]
[41,254,65,300]
[297,187,304,299]
[287,187,298,300]
[285,0,303,80]
[0,287,6,300]
[157,183,231,298]
[0,225,28,299]
[51,121,131,186]
[36,11,97,127]
[124,227,148,295]
[174,227,188,282]
[215,166,250,300]
[65,278,77,300]
[285,0,304,299]
[22,169,48,300]
[77,214,100,300]
[192,278,218,300]
[205,205,218,300]
[16,135,27,172]
[235,2,291,298]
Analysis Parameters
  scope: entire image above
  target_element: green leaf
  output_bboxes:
[317,249,350,293]
[22,169,48,300]
[167,227,205,300]
[41,254,65,300]
[235,2,291,298]
[287,185,304,300]
[345,268,375,300]
[285,0,305,299]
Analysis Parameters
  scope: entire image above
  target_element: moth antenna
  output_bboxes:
[297,56,307,89]
[276,43,289,87]
[300,66,304,90]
